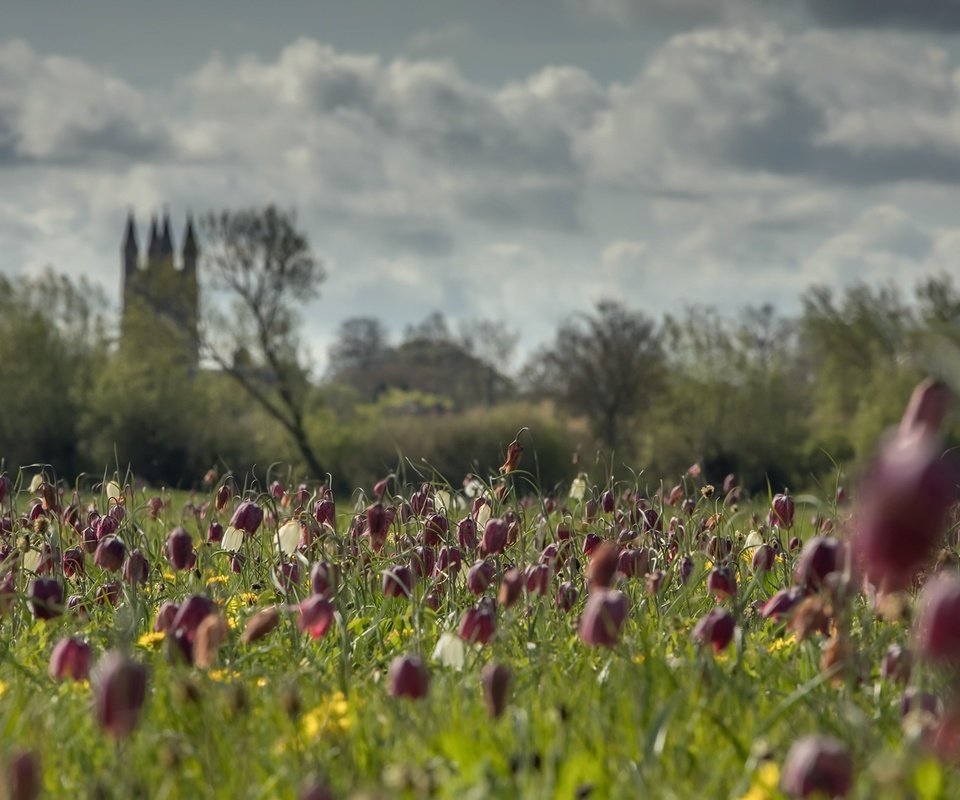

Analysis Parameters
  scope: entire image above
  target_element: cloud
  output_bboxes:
[406,23,472,54]
[601,240,648,267]
[576,0,746,26]
[799,0,960,31]
[578,0,960,31]
[0,40,170,167]
[578,27,960,194]
[802,205,942,286]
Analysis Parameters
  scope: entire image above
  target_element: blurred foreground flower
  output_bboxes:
[579,589,628,647]
[481,662,512,719]
[49,637,92,682]
[780,735,852,799]
[853,379,959,592]
[914,572,960,666]
[388,654,429,700]
[93,652,148,738]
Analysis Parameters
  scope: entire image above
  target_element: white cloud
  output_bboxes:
[601,239,647,267]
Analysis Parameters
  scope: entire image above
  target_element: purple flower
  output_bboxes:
[230,501,264,535]
[780,735,852,799]
[49,637,92,682]
[92,652,148,739]
[578,589,628,647]
[388,654,429,700]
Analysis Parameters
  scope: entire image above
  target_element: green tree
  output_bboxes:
[200,206,327,479]
[528,300,664,454]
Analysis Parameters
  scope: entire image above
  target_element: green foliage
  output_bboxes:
[311,399,580,497]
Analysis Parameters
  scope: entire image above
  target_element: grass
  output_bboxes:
[0,468,956,799]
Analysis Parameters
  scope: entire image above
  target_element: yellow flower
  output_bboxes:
[301,691,351,739]
[738,762,780,800]
[767,634,797,654]
[137,631,166,650]
[0,680,7,698]
[209,669,241,683]
[163,572,177,582]
[256,677,268,688]
[206,575,230,587]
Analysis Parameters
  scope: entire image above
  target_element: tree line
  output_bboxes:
[2,206,958,495]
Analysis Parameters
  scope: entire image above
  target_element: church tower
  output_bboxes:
[120,211,200,369]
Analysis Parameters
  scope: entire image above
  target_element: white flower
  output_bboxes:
[431,632,466,670]
[276,521,301,555]
[221,526,244,553]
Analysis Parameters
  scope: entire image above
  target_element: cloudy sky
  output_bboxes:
[4,0,960,370]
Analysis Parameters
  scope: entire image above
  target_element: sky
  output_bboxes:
[4,0,960,372]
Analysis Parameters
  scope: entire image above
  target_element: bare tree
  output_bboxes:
[530,300,664,453]
[200,206,326,478]
[327,317,390,376]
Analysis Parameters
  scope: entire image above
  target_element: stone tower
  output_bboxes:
[121,210,200,368]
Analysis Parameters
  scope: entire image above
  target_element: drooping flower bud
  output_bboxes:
[467,560,495,595]
[241,606,281,644]
[761,587,803,621]
[524,563,550,596]
[578,589,628,647]
[779,735,853,799]
[92,651,148,738]
[587,542,618,590]
[499,438,523,475]
[382,565,413,599]
[94,535,125,572]
[388,654,429,700]
[171,595,214,641]
[27,577,63,620]
[795,537,844,593]
[422,513,449,547]
[297,594,335,639]
[207,521,224,543]
[49,636,92,681]
[481,662,512,719]
[600,489,615,514]
[914,573,960,666]
[5,750,40,800]
[214,483,233,512]
[309,561,338,598]
[365,503,390,553]
[62,546,85,578]
[706,566,737,600]
[679,555,694,584]
[692,608,736,653]
[556,580,579,612]
[165,527,196,571]
[752,544,775,572]
[854,380,958,592]
[154,601,180,632]
[313,498,335,527]
[498,568,523,609]
[459,603,496,644]
[771,493,795,529]
[230,501,263,535]
[480,518,509,557]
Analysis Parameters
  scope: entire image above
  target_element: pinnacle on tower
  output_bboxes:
[122,212,138,262]
[160,211,174,258]
[182,214,198,263]
[147,215,161,261]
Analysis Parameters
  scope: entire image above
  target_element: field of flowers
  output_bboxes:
[1,379,959,799]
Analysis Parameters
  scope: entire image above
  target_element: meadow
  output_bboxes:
[1,381,959,799]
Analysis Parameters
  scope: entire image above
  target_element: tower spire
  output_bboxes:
[122,211,138,265]
[182,213,198,263]
[160,209,174,258]
[147,215,161,261]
